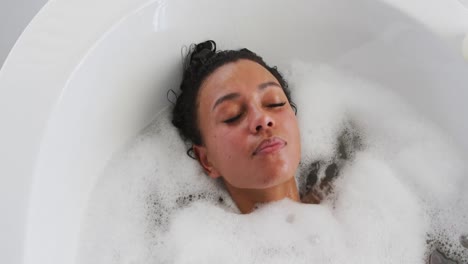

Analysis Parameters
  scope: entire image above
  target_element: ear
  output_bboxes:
[193,145,221,179]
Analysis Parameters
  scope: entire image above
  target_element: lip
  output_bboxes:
[253,137,286,156]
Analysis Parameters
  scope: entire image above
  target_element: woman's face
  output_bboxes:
[194,59,301,189]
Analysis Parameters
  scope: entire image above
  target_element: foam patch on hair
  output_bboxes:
[77,63,468,263]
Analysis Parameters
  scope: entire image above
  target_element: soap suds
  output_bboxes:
[77,63,468,264]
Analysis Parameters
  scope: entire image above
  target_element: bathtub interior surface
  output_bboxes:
[1,0,468,264]
[0,0,154,263]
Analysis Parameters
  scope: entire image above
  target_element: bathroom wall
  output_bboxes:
[0,0,47,69]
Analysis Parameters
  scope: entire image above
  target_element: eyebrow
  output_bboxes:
[258,81,281,90]
[212,81,281,111]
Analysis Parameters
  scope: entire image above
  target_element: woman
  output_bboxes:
[170,40,460,263]
[171,40,323,213]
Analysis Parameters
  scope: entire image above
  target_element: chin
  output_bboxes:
[257,166,295,189]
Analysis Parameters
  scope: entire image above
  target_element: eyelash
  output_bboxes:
[222,102,287,124]
[268,102,287,108]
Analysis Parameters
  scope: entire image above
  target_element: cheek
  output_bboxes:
[291,116,300,137]
[282,112,301,150]
[280,110,298,130]
[211,128,245,159]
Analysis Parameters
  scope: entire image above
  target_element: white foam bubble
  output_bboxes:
[77,63,468,264]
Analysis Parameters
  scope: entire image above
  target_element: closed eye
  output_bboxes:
[222,102,286,124]
[268,102,286,108]
[223,113,242,124]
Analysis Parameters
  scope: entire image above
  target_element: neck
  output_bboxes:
[224,177,300,214]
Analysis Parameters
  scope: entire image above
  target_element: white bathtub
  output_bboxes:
[1,0,468,263]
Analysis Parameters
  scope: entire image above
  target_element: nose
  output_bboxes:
[249,108,275,134]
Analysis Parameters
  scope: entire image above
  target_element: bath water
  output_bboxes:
[77,62,468,264]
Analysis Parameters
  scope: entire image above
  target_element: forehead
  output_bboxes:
[198,59,278,102]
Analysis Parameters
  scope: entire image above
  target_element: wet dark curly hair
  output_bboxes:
[170,40,296,158]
